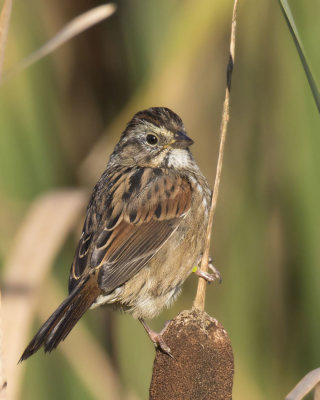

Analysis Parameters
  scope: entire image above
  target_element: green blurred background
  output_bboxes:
[1,0,320,399]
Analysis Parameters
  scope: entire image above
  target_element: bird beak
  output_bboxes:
[171,131,194,149]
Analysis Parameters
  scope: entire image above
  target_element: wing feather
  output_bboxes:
[69,167,192,294]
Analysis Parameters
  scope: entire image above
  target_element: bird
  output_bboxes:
[19,106,217,362]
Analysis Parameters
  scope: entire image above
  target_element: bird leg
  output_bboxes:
[193,256,222,283]
[139,318,173,357]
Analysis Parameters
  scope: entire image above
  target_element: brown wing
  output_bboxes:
[69,167,192,294]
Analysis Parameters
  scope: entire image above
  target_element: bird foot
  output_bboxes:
[139,319,173,357]
[194,257,222,284]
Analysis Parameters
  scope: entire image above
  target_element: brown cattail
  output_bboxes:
[150,309,234,400]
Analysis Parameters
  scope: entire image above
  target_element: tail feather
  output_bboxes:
[19,274,100,362]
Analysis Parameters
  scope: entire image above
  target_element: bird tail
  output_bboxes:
[19,274,100,362]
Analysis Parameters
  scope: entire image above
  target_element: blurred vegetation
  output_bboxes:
[1,0,320,399]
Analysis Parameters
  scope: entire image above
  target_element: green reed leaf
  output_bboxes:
[279,0,320,113]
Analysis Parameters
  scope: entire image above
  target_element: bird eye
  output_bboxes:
[146,134,158,145]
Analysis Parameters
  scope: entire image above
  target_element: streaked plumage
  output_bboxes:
[20,107,211,361]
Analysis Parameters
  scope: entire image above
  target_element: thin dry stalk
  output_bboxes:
[0,0,12,79]
[0,291,6,399]
[150,5,238,395]
[316,383,320,400]
[193,0,239,311]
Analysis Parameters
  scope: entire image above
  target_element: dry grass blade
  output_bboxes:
[285,368,320,400]
[193,0,239,311]
[2,190,87,400]
[38,279,122,400]
[0,0,12,79]
[2,3,116,82]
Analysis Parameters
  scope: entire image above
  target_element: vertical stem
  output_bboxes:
[0,290,7,398]
[193,0,239,311]
[314,382,320,400]
[0,0,13,79]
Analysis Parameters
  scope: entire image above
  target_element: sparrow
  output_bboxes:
[20,107,216,361]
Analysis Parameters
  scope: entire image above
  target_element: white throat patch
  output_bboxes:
[167,149,191,169]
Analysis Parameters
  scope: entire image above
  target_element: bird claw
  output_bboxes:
[194,257,222,284]
[195,268,216,283]
[153,332,173,358]
[139,318,173,358]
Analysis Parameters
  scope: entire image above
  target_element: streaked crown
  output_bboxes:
[125,107,184,136]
